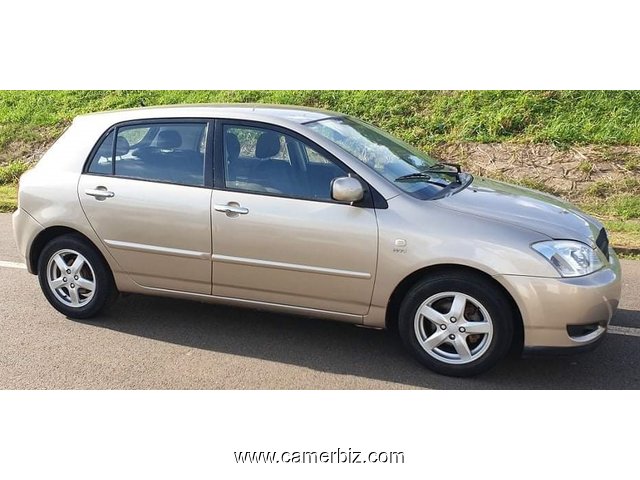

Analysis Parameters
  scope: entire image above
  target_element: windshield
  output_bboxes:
[306,116,470,199]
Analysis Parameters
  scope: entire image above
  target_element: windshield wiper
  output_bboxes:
[396,162,464,185]
[394,172,449,187]
[428,162,462,173]
[395,172,432,181]
[420,162,462,183]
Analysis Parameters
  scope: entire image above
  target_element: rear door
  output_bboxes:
[78,120,214,294]
[210,121,379,315]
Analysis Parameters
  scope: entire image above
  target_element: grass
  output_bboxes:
[0,160,29,184]
[586,178,640,199]
[582,180,640,241]
[0,162,29,213]
[602,223,640,250]
[578,160,594,175]
[0,184,17,212]
[4,91,640,153]
[581,195,640,249]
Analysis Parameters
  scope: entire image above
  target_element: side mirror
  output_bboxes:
[331,176,364,204]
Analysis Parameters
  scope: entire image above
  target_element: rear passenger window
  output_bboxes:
[115,123,208,186]
[87,122,208,187]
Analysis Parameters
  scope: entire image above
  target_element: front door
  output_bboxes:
[211,122,379,315]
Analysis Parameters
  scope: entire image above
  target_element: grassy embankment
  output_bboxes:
[1,90,639,248]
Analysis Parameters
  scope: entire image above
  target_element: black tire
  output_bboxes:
[37,234,118,319]
[398,271,514,377]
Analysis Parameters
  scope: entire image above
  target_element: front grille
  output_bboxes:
[596,228,610,260]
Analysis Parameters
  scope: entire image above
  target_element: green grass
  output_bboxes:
[578,160,594,175]
[586,178,640,199]
[4,91,640,153]
[0,160,29,184]
[598,219,640,248]
[0,184,17,212]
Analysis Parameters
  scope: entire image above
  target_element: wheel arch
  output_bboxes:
[28,226,109,275]
[385,263,524,353]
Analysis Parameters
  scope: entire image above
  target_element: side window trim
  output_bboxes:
[205,120,215,189]
[82,118,215,189]
[213,119,225,190]
[110,127,116,176]
[215,119,379,208]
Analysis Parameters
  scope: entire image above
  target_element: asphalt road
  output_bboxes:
[1,213,639,389]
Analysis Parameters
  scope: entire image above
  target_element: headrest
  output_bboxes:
[116,136,130,156]
[225,132,241,160]
[255,131,281,159]
[157,130,182,149]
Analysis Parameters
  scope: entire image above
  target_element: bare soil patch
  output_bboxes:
[432,143,640,201]
[0,139,50,165]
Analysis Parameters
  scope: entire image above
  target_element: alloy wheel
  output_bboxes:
[46,249,96,308]
[414,291,494,365]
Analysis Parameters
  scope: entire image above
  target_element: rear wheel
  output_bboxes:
[38,234,117,319]
[398,272,513,377]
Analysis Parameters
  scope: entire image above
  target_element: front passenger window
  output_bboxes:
[223,125,348,201]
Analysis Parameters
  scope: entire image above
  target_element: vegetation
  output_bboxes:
[580,197,640,250]
[0,185,17,212]
[0,160,29,184]
[1,90,639,249]
[4,90,640,151]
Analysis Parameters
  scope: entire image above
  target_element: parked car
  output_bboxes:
[12,105,622,376]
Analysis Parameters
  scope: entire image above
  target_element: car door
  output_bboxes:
[78,120,213,294]
[210,122,379,315]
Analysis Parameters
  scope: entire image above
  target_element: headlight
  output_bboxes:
[531,240,605,277]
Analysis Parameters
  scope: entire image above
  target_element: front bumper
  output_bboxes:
[496,249,622,349]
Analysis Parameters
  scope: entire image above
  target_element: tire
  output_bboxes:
[37,234,118,319]
[398,271,514,377]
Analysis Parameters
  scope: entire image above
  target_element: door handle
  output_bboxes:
[214,203,249,215]
[85,187,115,199]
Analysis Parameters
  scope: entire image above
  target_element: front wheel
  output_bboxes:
[398,272,514,377]
[37,234,117,319]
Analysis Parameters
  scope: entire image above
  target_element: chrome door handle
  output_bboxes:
[85,188,115,199]
[214,203,249,215]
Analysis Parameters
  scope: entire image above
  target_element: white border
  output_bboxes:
[1,1,639,89]
[0,391,638,479]
[1,1,639,479]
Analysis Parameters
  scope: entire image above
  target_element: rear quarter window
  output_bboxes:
[87,130,115,174]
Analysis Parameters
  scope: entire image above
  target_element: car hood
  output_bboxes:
[437,177,603,246]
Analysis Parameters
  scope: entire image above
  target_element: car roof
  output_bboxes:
[75,103,341,125]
